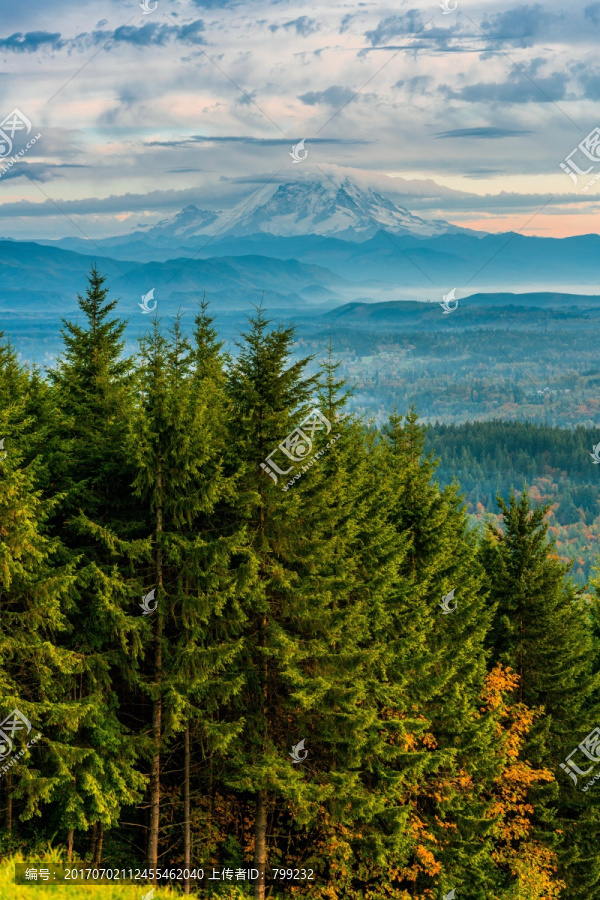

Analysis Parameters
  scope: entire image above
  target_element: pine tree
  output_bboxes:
[47,265,135,526]
[191,294,226,384]
[379,406,498,899]
[0,401,77,844]
[221,312,418,899]
[480,488,600,898]
[129,315,238,873]
[38,267,145,860]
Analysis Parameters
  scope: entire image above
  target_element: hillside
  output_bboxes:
[426,419,600,584]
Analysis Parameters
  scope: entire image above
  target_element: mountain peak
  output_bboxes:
[138,177,461,245]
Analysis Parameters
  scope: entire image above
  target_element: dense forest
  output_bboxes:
[2,269,600,899]
[296,301,600,428]
[426,420,600,585]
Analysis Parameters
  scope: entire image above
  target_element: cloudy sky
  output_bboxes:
[1,0,599,240]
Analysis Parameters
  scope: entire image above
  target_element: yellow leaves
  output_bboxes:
[421,733,437,750]
[481,664,520,711]
[479,665,562,898]
[403,733,418,751]
[402,731,437,752]
[495,841,565,900]
[414,845,441,878]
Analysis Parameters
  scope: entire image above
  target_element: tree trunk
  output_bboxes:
[147,457,163,873]
[5,772,12,834]
[147,679,162,870]
[93,824,103,866]
[253,789,268,900]
[184,718,191,895]
[67,828,74,863]
[90,822,97,864]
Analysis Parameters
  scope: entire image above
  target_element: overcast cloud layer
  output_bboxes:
[1,0,599,239]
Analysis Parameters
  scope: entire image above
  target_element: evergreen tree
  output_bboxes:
[480,488,600,898]
[222,312,418,900]
[47,265,135,525]
[379,406,498,899]
[38,267,144,860]
[0,401,77,846]
[129,315,238,872]
[2,277,600,899]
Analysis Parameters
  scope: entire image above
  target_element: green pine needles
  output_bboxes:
[0,269,599,900]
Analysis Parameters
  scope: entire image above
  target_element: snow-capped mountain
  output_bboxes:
[138,178,462,244]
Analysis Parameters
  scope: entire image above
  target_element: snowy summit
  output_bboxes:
[140,178,461,244]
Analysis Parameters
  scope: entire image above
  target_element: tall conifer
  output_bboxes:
[480,489,600,898]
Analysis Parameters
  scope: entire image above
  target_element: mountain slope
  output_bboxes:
[0,241,347,316]
[36,178,465,258]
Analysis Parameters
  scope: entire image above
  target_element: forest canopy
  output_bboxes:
[1,269,600,900]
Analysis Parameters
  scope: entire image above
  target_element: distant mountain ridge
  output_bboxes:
[31,178,469,259]
[0,240,346,315]
[324,292,600,322]
[137,179,463,243]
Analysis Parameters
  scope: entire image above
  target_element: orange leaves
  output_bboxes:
[414,844,441,878]
[421,733,437,750]
[402,731,437,752]
[480,664,561,899]
[402,733,418,752]
[481,664,520,712]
